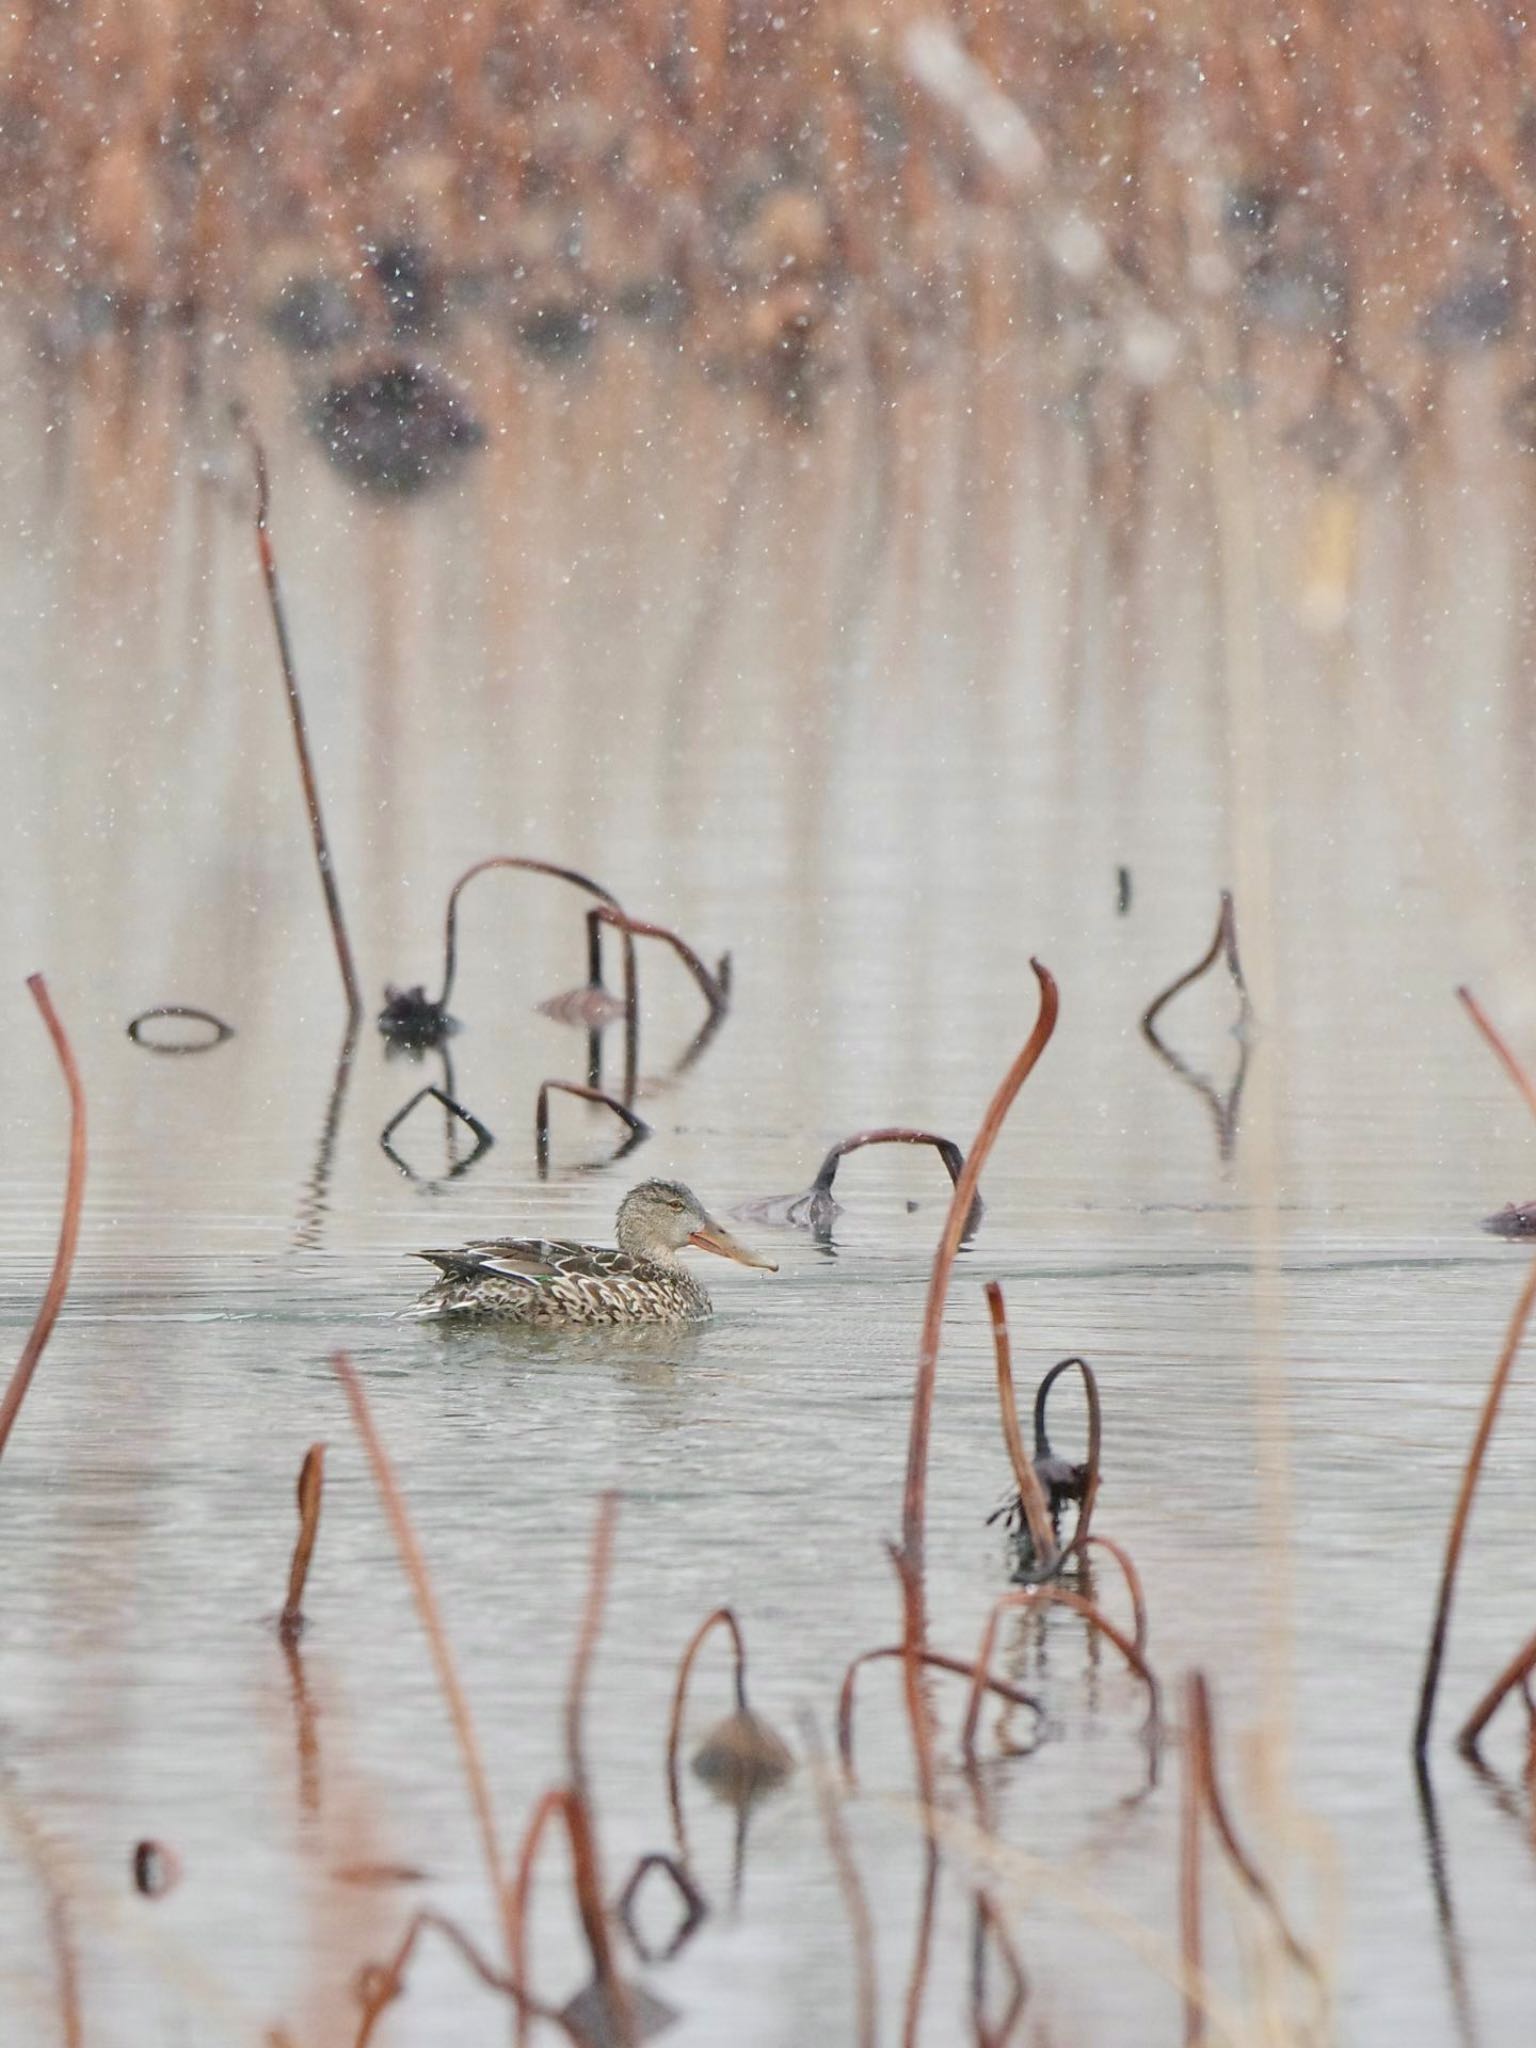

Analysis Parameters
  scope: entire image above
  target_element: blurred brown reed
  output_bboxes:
[279,1443,326,1643]
[0,976,87,1465]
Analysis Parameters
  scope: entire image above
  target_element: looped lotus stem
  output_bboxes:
[126,1005,235,1053]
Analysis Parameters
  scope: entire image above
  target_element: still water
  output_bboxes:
[3,325,1536,2046]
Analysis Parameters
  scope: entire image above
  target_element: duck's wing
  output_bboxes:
[413,1238,641,1284]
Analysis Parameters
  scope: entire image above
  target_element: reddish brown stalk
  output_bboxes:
[279,1443,325,1643]
[332,1357,511,1947]
[665,1606,749,1861]
[1141,889,1249,1042]
[536,1081,650,1177]
[509,1787,573,2048]
[353,1908,570,2048]
[1082,1535,1149,1656]
[961,1588,1159,1761]
[591,903,729,1098]
[1189,1674,1320,1984]
[565,1493,635,2048]
[437,856,628,1011]
[1458,984,1536,1128]
[836,1647,1043,1786]
[4,1795,83,2048]
[985,1283,1057,1570]
[1180,1674,1205,2048]
[809,1128,979,1230]
[893,1541,941,2048]
[1457,1625,1536,1758]
[799,1714,879,2048]
[239,418,361,1025]
[972,1895,1030,2048]
[282,1631,321,1816]
[1415,1252,1536,1759]
[567,1493,619,1797]
[509,1785,636,2048]
[0,976,87,1463]
[901,961,1060,1592]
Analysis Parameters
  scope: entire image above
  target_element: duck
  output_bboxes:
[408,1178,777,1324]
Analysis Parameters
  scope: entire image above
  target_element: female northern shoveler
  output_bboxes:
[408,1179,777,1325]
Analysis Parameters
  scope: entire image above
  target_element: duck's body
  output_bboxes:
[409,1179,775,1325]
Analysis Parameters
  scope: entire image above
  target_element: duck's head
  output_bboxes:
[616,1179,777,1272]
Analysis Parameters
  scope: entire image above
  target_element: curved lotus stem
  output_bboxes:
[535,1081,649,1178]
[1033,1355,1102,1557]
[437,855,629,1008]
[835,1646,1044,1788]
[665,1606,749,1864]
[902,961,1060,1591]
[1140,889,1249,1044]
[591,904,730,1097]
[0,976,87,1463]
[809,1128,981,1234]
[960,1586,1159,1764]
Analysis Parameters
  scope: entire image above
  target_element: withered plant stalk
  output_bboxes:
[279,1443,325,1642]
[536,1080,650,1176]
[961,1585,1159,1759]
[985,1282,1057,1570]
[332,1356,512,1953]
[0,976,87,1464]
[800,1713,880,2048]
[665,1605,749,1863]
[240,419,361,1025]
[901,960,1060,1596]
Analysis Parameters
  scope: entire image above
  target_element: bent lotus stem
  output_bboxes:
[354,1908,569,2048]
[810,1127,981,1235]
[1033,1355,1103,1557]
[0,976,87,1464]
[435,858,639,1098]
[1187,1673,1321,1988]
[960,1586,1159,1763]
[438,856,623,1011]
[835,1645,1044,1788]
[535,1081,650,1178]
[591,903,730,1099]
[1458,1625,1536,1758]
[1141,889,1249,1045]
[901,961,1060,1596]
[1080,1535,1149,1657]
[509,1784,632,2048]
[666,1606,750,1864]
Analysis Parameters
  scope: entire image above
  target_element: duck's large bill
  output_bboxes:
[688,1222,778,1272]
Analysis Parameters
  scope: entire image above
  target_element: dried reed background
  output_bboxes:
[2,0,1533,413]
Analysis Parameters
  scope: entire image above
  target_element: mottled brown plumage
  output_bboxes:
[408,1179,776,1325]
